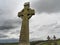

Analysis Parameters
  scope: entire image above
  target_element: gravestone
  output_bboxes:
[47,36,51,45]
[53,35,57,45]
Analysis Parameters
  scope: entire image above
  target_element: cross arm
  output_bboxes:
[28,9,35,19]
[18,9,24,17]
[18,12,22,17]
[30,9,35,15]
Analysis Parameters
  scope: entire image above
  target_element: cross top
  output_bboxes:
[18,2,35,19]
[24,2,30,6]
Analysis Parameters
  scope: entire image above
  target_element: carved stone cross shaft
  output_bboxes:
[18,2,35,45]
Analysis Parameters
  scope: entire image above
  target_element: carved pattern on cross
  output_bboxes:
[18,9,35,19]
[18,2,35,19]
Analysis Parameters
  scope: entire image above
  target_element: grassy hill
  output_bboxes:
[0,39,60,45]
[30,39,60,45]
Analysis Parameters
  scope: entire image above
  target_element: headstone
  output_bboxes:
[47,36,51,45]
[47,36,50,40]
[53,35,56,40]
[53,35,57,45]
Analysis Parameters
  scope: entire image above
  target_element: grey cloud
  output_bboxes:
[54,25,60,29]
[40,23,60,33]
[0,0,22,30]
[31,0,60,13]
[10,30,20,34]
[0,0,19,21]
[0,9,4,15]
[0,26,14,30]
[0,34,8,38]
[0,19,21,30]
[0,0,29,42]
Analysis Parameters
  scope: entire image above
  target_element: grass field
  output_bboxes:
[0,39,60,45]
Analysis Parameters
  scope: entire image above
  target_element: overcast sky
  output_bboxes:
[0,0,60,43]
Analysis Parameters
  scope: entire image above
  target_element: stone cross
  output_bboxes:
[18,2,35,45]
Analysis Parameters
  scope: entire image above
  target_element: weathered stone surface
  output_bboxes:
[18,2,35,45]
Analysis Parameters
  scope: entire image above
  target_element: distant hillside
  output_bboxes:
[0,39,60,45]
[31,39,60,45]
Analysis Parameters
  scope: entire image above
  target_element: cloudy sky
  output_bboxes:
[0,0,60,43]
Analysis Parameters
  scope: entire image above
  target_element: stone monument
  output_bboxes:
[53,35,57,45]
[18,2,35,45]
[47,36,50,40]
[47,36,51,45]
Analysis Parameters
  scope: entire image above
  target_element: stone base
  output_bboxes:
[19,43,30,45]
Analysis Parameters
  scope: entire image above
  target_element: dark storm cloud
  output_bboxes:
[32,0,60,13]
[0,19,21,30]
[0,26,14,30]
[0,34,7,38]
